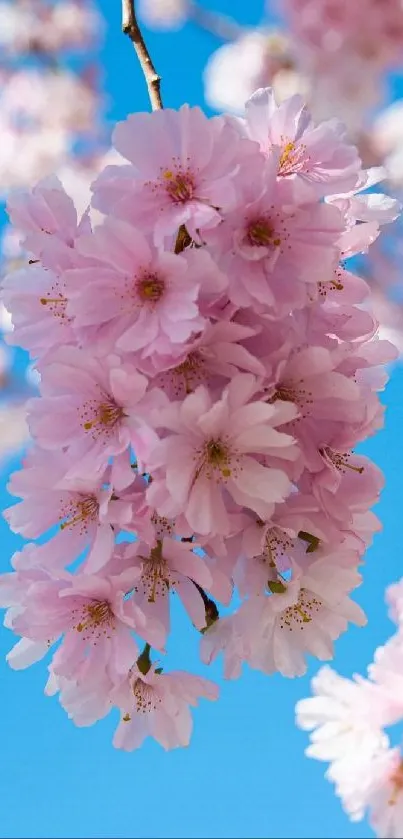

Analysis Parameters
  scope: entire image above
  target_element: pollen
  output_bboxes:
[73,599,115,641]
[278,138,308,177]
[158,162,196,204]
[132,677,160,714]
[279,588,322,631]
[39,282,71,322]
[192,436,240,485]
[247,217,281,248]
[59,494,99,533]
[136,272,165,303]
[264,526,294,569]
[322,447,364,475]
[270,378,313,418]
[139,542,171,603]
[80,394,126,439]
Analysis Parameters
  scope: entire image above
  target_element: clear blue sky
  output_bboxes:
[1,2,403,837]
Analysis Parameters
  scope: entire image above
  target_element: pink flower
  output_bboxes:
[204,168,343,312]
[65,217,225,357]
[4,448,127,572]
[6,174,90,272]
[141,319,266,398]
[91,104,261,243]
[124,536,214,640]
[235,551,365,677]
[2,264,75,358]
[146,373,298,536]
[27,347,161,478]
[244,87,361,200]
[45,664,114,728]
[10,566,164,678]
[112,663,218,751]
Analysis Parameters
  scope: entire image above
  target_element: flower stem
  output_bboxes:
[121,0,163,110]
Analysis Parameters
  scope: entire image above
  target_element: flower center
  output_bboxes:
[73,599,115,639]
[139,543,171,603]
[156,352,205,398]
[321,448,365,475]
[247,217,281,248]
[131,677,160,713]
[192,435,240,486]
[81,395,126,438]
[206,439,232,474]
[136,272,165,303]
[279,588,322,630]
[162,168,195,203]
[278,139,307,176]
[264,527,294,570]
[270,378,313,417]
[60,494,99,532]
[40,279,71,322]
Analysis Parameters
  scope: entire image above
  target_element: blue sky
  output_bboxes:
[1,1,403,837]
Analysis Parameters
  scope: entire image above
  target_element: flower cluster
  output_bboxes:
[0,0,103,193]
[296,577,403,837]
[1,87,399,751]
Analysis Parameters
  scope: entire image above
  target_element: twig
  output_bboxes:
[188,1,244,42]
[121,0,163,110]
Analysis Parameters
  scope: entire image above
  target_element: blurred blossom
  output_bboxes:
[0,0,101,53]
[138,0,189,30]
[0,0,106,460]
[204,29,307,114]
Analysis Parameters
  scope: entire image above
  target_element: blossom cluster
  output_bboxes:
[141,0,403,389]
[1,87,399,751]
[0,0,100,53]
[0,0,103,193]
[296,576,403,837]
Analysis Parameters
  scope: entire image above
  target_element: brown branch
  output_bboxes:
[122,0,163,111]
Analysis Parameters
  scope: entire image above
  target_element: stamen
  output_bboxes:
[81,398,126,436]
[191,436,240,487]
[247,217,281,248]
[279,588,322,631]
[39,289,70,321]
[60,495,99,531]
[73,599,115,640]
[269,378,313,417]
[139,542,171,603]
[322,447,364,475]
[136,272,165,303]
[131,677,160,713]
[162,168,195,203]
[278,138,308,177]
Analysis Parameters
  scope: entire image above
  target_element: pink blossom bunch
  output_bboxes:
[281,0,403,73]
[296,577,403,837]
[1,87,399,752]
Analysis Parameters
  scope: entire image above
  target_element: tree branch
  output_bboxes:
[122,0,163,111]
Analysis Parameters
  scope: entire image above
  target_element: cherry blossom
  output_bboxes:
[0,84,398,757]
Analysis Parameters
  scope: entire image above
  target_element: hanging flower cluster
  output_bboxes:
[0,87,399,751]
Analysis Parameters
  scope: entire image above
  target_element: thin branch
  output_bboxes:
[122,0,163,110]
[188,1,244,42]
